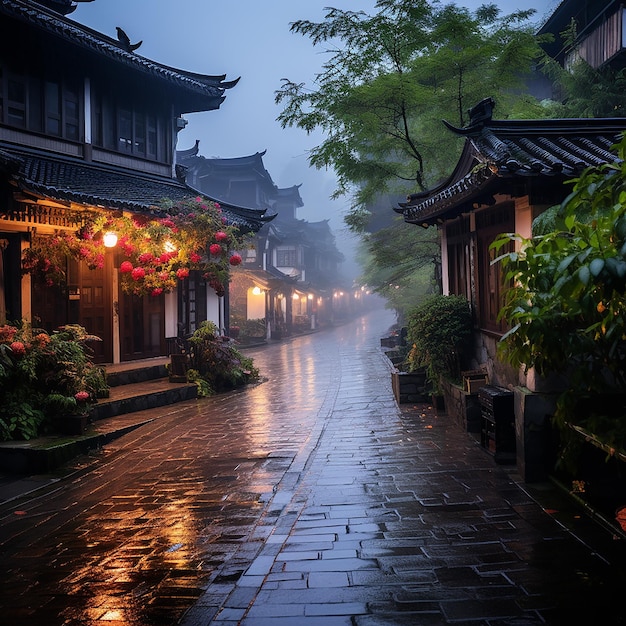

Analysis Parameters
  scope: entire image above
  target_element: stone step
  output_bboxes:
[104,359,170,387]
[0,359,198,476]
[91,377,197,421]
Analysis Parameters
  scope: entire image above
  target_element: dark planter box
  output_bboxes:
[381,336,398,348]
[440,380,480,432]
[55,414,89,436]
[169,353,190,382]
[392,369,428,404]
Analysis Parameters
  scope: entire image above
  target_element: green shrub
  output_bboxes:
[405,295,473,389]
[0,323,108,440]
[187,321,260,393]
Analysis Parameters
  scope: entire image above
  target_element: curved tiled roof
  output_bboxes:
[397,98,626,226]
[0,146,274,232]
[275,185,304,208]
[177,147,272,174]
[177,145,278,202]
[2,0,238,110]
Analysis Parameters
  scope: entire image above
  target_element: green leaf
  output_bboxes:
[556,253,577,273]
[577,265,590,286]
[605,256,620,277]
[589,257,605,277]
[615,215,626,240]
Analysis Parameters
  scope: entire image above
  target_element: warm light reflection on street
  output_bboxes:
[0,309,395,625]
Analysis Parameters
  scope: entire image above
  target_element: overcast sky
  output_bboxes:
[73,0,556,278]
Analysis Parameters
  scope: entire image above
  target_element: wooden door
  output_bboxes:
[76,258,113,364]
[177,271,207,336]
[119,291,165,361]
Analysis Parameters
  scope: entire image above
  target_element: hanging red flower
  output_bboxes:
[229,253,242,266]
[131,267,146,281]
[138,252,155,264]
[22,196,252,298]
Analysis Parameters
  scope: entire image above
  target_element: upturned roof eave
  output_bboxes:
[2,0,236,107]
[397,164,498,226]
[397,99,626,227]
[0,146,274,232]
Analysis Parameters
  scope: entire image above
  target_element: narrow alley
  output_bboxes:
[1,308,625,625]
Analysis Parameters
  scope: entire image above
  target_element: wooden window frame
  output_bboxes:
[276,247,297,267]
[92,91,170,164]
[0,65,82,142]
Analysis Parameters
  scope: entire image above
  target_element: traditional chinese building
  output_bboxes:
[395,97,626,479]
[177,144,347,339]
[538,0,626,72]
[0,0,271,363]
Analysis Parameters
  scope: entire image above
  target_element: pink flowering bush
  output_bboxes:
[22,196,252,298]
[0,323,108,440]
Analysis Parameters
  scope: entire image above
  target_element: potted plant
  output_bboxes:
[44,391,93,435]
[185,321,260,395]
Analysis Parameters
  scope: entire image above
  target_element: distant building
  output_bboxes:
[177,143,350,339]
[538,0,626,71]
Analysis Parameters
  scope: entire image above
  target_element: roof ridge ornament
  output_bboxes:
[116,26,142,53]
[442,97,496,136]
[468,97,495,127]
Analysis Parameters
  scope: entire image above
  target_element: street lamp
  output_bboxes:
[103,231,118,248]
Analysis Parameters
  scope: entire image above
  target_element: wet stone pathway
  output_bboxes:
[1,308,626,625]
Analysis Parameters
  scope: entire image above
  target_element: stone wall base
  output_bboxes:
[440,380,482,433]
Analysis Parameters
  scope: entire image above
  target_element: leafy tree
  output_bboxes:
[276,0,545,227]
[356,217,440,319]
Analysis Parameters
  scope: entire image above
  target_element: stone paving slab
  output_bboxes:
[1,309,625,625]
[183,313,626,624]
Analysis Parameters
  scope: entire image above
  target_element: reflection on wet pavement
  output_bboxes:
[1,308,626,625]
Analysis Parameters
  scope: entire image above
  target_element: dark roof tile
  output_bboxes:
[0,146,273,232]
[2,0,237,110]
[398,98,626,226]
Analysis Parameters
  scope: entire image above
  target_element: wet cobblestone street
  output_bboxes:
[1,308,626,625]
